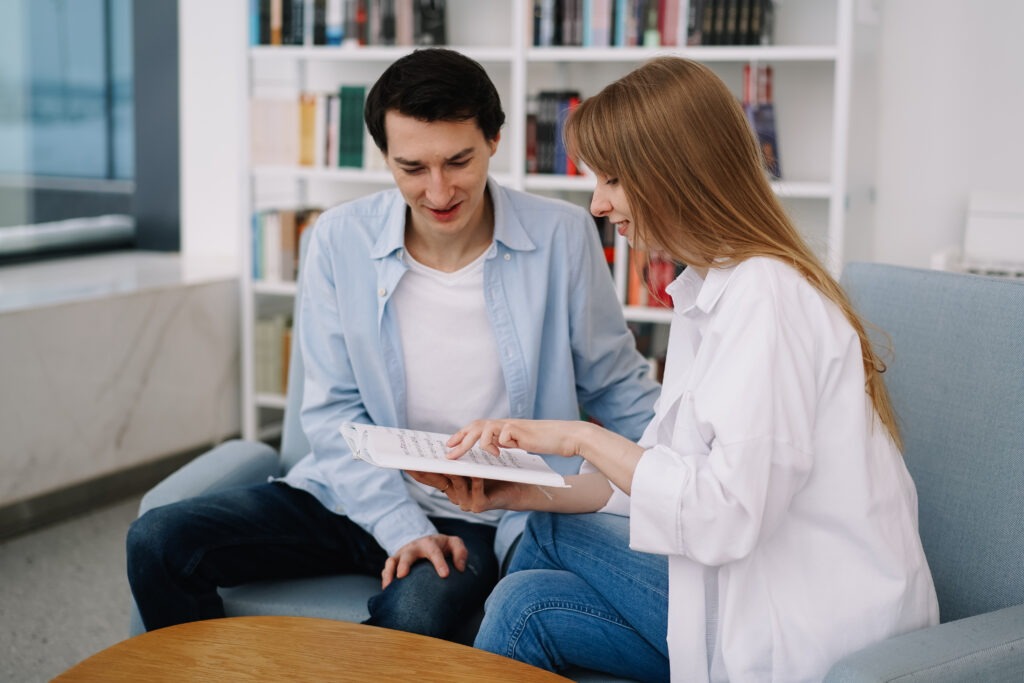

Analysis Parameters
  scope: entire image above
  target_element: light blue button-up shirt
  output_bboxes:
[283,179,659,564]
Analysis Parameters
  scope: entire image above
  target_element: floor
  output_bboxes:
[0,494,142,682]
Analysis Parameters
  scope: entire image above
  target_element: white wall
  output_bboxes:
[178,0,248,276]
[872,0,1024,267]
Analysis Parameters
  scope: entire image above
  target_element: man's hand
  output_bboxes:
[381,534,468,590]
[406,470,540,513]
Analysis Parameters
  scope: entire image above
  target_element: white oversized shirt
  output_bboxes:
[599,258,938,682]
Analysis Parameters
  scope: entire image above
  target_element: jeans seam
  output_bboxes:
[505,600,635,661]
[536,537,669,600]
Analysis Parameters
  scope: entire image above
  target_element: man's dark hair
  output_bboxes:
[364,48,506,153]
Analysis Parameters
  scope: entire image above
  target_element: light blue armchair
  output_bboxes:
[824,263,1024,681]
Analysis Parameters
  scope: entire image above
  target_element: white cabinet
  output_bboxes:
[240,0,871,440]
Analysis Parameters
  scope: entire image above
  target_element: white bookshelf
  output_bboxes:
[240,0,872,440]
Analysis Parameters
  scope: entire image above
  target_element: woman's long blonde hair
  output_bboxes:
[565,57,901,449]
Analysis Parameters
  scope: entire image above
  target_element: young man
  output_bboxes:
[127,48,659,642]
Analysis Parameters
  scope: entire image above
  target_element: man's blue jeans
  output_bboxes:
[474,512,670,682]
[126,482,498,641]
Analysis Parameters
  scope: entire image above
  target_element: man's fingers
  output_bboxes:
[381,556,397,590]
[448,536,469,572]
[425,542,450,579]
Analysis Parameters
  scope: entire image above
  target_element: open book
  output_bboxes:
[339,422,570,488]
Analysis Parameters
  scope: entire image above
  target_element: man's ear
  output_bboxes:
[488,131,501,156]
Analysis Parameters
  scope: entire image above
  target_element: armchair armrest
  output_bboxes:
[139,439,280,515]
[824,603,1024,682]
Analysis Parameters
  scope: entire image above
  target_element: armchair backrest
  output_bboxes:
[841,262,1024,623]
[279,230,312,471]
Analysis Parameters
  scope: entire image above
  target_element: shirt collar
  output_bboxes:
[666,262,736,315]
[370,177,535,260]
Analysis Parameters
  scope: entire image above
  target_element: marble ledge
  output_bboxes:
[0,251,238,315]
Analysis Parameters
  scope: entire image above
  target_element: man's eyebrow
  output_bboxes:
[392,147,475,166]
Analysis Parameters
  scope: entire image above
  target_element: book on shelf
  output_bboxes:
[254,314,292,395]
[742,62,782,178]
[585,0,613,47]
[525,95,539,174]
[343,0,368,46]
[413,0,446,46]
[338,85,367,167]
[325,0,344,44]
[340,423,571,488]
[252,207,322,282]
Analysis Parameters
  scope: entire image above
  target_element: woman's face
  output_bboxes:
[591,174,642,248]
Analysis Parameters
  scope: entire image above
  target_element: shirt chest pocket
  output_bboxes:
[659,391,715,459]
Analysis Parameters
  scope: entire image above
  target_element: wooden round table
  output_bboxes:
[55,616,572,682]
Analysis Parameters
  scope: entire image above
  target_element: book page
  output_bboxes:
[339,423,570,488]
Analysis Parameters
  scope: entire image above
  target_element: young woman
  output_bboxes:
[413,57,939,682]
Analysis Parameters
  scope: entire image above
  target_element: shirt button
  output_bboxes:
[378,287,387,297]
[504,253,511,261]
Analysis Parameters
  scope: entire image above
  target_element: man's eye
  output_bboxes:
[449,160,469,168]
[402,167,424,175]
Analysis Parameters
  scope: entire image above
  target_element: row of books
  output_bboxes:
[252,0,446,47]
[526,91,582,176]
[687,0,775,46]
[252,207,322,282]
[532,0,774,48]
[250,86,370,169]
[534,0,686,48]
[254,315,293,395]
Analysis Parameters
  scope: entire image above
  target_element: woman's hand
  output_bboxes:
[381,533,467,590]
[446,418,646,496]
[445,419,589,460]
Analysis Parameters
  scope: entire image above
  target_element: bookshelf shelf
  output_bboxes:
[256,392,289,410]
[239,0,872,440]
[527,45,837,63]
[623,306,675,325]
[252,166,394,184]
[252,281,298,297]
[250,45,517,64]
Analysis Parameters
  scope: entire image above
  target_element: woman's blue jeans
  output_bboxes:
[126,482,497,641]
[475,512,670,682]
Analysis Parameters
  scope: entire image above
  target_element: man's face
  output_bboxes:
[383,111,499,242]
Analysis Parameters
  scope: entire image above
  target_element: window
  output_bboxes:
[0,0,136,263]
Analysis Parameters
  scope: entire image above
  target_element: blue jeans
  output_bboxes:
[126,482,498,641]
[475,512,670,683]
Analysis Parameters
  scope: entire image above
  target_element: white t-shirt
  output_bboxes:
[391,246,507,525]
